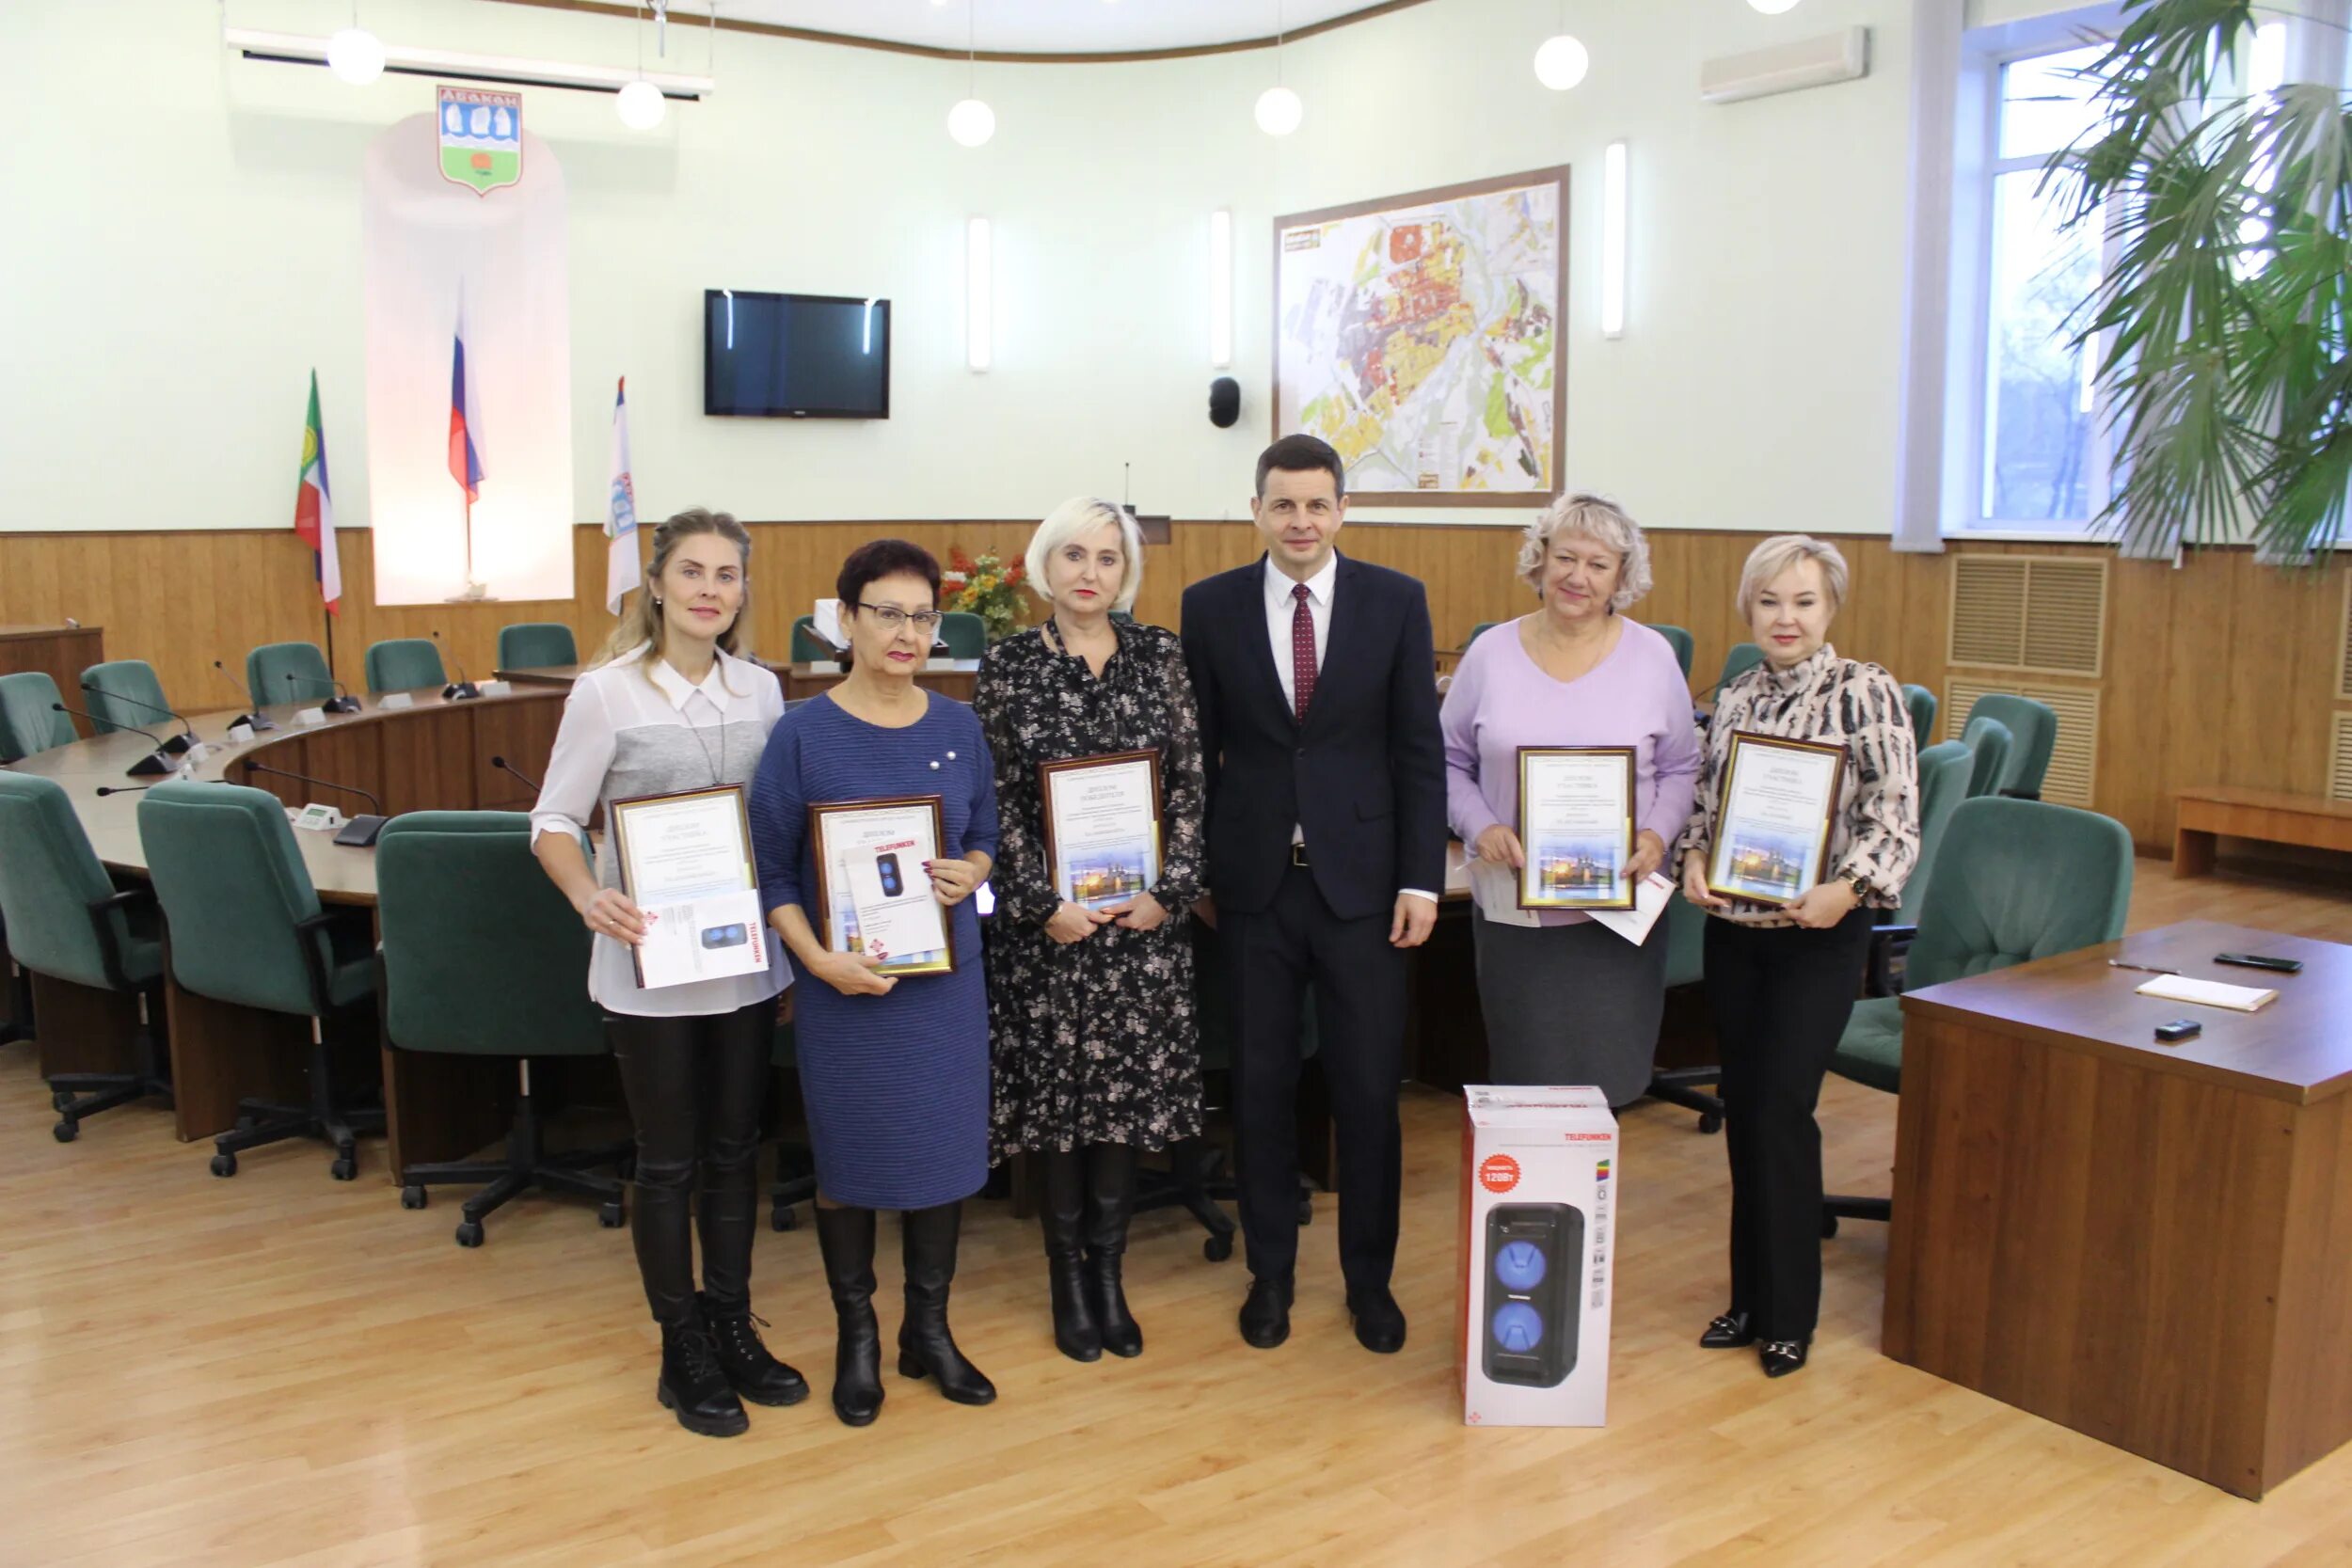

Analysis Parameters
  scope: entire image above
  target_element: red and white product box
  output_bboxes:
[1456,1085,1618,1427]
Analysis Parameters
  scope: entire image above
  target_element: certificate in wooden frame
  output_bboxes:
[1705,731,1848,908]
[607,784,757,990]
[806,793,956,976]
[1038,749,1165,912]
[1515,745,1637,911]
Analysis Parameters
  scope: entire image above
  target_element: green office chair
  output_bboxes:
[1651,624,1696,679]
[79,659,179,738]
[1645,889,1724,1133]
[136,781,383,1180]
[1963,693,2058,799]
[769,1019,820,1231]
[1960,715,2014,799]
[1823,797,2134,1233]
[496,622,578,671]
[0,672,79,762]
[1717,642,1766,690]
[246,641,337,708]
[1866,739,1976,994]
[0,773,174,1140]
[1903,684,1937,743]
[376,813,629,1244]
[789,615,840,663]
[1466,621,1499,650]
[938,611,987,658]
[363,638,447,696]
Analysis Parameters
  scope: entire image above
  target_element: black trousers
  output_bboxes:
[607,996,775,1328]
[1702,910,1876,1342]
[1224,864,1406,1291]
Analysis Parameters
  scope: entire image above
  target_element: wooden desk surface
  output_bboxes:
[0,623,102,641]
[1900,919,2352,1104]
[8,684,564,906]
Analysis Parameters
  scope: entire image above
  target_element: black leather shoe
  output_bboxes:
[1239,1273,1294,1349]
[656,1313,750,1438]
[1758,1338,1810,1378]
[1040,1150,1102,1363]
[1699,1311,1755,1350]
[1085,1143,1142,1358]
[698,1292,809,1407]
[1346,1287,1407,1354]
[815,1205,884,1427]
[898,1202,997,1405]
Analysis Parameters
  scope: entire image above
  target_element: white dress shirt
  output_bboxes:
[1260,554,1437,906]
[531,646,791,1018]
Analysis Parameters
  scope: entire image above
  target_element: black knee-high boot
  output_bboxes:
[897,1201,997,1404]
[1041,1149,1103,1362]
[1085,1143,1142,1357]
[815,1204,884,1427]
[698,1143,808,1407]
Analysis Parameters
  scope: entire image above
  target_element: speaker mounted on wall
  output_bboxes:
[1208,376,1241,429]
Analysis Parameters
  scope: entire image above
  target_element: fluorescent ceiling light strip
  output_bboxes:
[223,27,714,98]
[1600,139,1629,339]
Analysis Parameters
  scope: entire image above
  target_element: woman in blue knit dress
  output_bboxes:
[750,539,1000,1428]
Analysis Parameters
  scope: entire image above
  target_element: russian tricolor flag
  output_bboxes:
[448,291,485,507]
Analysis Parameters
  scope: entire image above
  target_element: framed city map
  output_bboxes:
[1274,166,1567,506]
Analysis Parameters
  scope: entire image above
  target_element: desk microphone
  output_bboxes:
[285,669,362,715]
[488,754,542,795]
[433,630,481,701]
[52,703,175,778]
[241,761,388,847]
[81,683,198,753]
[211,660,274,732]
[94,784,156,797]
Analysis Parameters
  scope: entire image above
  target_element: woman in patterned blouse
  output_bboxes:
[1677,534,1919,1380]
[977,499,1208,1365]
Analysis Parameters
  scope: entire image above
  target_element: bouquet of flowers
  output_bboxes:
[942,546,1029,644]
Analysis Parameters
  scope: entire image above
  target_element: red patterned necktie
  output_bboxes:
[1291,581,1317,724]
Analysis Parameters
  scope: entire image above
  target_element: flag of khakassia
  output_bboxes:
[294,371,342,612]
[605,376,641,614]
[449,291,485,506]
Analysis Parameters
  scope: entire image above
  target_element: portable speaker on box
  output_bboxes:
[1458,1085,1616,1426]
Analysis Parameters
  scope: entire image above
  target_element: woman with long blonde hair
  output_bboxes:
[532,507,805,1438]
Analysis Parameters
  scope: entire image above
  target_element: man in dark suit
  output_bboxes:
[1181,434,1447,1354]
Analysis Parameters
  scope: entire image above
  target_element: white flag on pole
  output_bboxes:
[604,377,641,614]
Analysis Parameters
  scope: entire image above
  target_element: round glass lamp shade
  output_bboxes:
[1254,85,1304,136]
[326,27,386,86]
[616,79,667,130]
[947,97,996,148]
[1534,35,1590,91]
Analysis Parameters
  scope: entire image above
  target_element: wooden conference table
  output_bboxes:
[1883,920,2352,1497]
[10,681,569,1178]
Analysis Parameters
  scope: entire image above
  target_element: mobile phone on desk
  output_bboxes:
[2153,1019,2201,1044]
[2215,952,2302,974]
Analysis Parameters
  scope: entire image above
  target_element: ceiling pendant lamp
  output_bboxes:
[326,3,384,85]
[948,1,994,147]
[1257,1,1301,136]
[1533,3,1588,92]
[616,2,666,130]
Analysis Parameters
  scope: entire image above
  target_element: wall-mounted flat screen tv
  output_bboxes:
[704,290,890,419]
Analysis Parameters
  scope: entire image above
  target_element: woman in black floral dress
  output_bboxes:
[977,497,1206,1366]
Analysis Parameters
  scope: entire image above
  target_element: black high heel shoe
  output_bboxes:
[1758,1338,1809,1378]
[1698,1311,1754,1350]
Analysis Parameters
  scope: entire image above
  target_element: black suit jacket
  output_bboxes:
[1181,552,1447,920]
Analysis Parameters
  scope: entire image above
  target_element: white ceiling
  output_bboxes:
[705,1,1393,56]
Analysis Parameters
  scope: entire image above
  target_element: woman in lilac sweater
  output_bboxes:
[1439,494,1702,1103]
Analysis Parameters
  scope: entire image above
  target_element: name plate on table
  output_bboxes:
[478,679,511,697]
[809,794,955,976]
[294,706,328,727]
[1040,749,1163,912]
[610,784,770,990]
[1706,731,1845,906]
[1515,746,1637,912]
[378,691,415,709]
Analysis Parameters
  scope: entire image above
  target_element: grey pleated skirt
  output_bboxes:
[1470,912,1668,1106]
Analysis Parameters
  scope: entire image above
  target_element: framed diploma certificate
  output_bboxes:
[608,784,771,990]
[1706,731,1847,906]
[1515,746,1638,911]
[808,795,956,976]
[1039,749,1163,912]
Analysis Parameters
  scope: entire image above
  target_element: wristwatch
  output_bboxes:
[1845,872,1873,902]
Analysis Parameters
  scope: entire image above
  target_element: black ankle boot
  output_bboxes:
[657,1307,749,1438]
[1084,1143,1142,1358]
[1041,1149,1102,1362]
[697,1291,809,1407]
[897,1201,996,1405]
[815,1205,883,1427]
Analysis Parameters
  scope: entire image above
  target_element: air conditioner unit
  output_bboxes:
[223,27,714,102]
[1700,27,1869,104]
